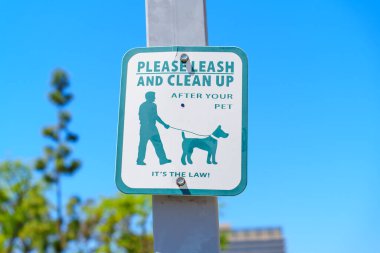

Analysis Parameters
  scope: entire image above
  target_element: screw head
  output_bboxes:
[176,177,186,187]
[180,54,189,63]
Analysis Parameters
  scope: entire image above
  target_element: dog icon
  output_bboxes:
[181,125,229,165]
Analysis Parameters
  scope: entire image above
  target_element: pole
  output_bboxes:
[145,1,220,253]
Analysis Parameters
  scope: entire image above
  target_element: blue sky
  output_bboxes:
[1,1,379,253]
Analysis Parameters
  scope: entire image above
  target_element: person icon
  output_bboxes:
[137,91,172,165]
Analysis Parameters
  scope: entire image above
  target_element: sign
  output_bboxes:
[115,46,248,196]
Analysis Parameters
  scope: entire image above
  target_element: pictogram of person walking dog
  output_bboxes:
[137,91,229,166]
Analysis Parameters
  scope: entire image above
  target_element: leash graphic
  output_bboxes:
[169,126,210,137]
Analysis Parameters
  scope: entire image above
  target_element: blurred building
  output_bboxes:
[221,226,286,253]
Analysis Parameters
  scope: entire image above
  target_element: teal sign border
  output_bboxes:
[115,46,248,196]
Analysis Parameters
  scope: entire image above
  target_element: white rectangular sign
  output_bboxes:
[116,46,248,196]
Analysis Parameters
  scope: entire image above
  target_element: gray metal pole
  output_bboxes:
[145,0,220,253]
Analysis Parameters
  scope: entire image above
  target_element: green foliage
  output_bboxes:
[80,195,153,253]
[51,70,69,90]
[49,70,72,106]
[0,161,54,253]
[36,69,81,181]
[220,229,229,251]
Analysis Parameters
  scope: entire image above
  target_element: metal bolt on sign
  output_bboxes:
[180,53,189,63]
[176,177,186,186]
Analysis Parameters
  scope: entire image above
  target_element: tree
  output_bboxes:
[0,161,54,253]
[34,69,81,252]
[66,194,153,253]
[0,161,153,253]
[1,69,156,253]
